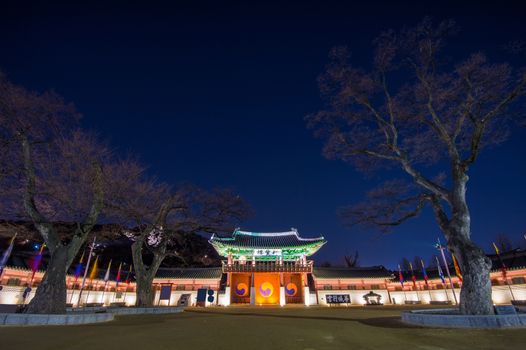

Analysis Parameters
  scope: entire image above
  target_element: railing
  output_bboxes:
[222,260,313,273]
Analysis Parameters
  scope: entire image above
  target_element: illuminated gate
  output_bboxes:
[210,229,326,306]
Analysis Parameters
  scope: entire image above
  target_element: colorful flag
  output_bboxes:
[409,262,417,288]
[420,259,429,287]
[103,259,112,282]
[452,255,463,282]
[29,243,46,284]
[398,264,404,287]
[89,256,99,280]
[115,262,122,288]
[436,256,445,283]
[125,265,133,284]
[74,251,85,279]
[493,242,508,279]
[0,233,17,276]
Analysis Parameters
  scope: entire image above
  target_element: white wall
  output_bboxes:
[0,287,214,308]
[2,284,524,307]
[317,289,391,306]
[316,284,526,306]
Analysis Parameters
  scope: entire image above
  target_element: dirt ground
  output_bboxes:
[0,306,524,350]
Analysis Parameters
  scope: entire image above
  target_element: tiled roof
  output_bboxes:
[313,266,393,279]
[155,267,223,279]
[210,229,326,249]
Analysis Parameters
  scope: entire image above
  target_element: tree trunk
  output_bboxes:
[447,233,493,315]
[25,246,68,314]
[135,272,156,307]
[131,238,167,307]
[444,172,493,315]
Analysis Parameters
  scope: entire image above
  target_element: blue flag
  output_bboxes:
[436,256,445,283]
[0,234,17,276]
[398,264,405,287]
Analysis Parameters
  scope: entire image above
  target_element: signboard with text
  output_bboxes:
[325,294,351,304]
[253,249,282,257]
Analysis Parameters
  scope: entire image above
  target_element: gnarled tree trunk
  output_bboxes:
[441,172,493,315]
[451,236,493,314]
[25,246,68,314]
[131,240,166,307]
[134,271,156,307]
[20,135,104,314]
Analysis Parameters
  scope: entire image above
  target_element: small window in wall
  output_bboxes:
[323,285,333,290]
[511,277,526,285]
[347,285,357,290]
[436,284,444,290]
[453,283,460,288]
[370,284,380,290]
[491,279,500,286]
[176,284,185,291]
[7,278,21,286]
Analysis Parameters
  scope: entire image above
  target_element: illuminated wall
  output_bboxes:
[254,273,280,305]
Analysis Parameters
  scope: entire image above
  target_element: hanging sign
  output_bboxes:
[253,249,282,257]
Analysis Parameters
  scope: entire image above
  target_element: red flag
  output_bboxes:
[493,242,508,280]
[409,262,417,288]
[420,260,429,287]
[398,264,405,287]
[125,265,133,284]
[115,262,122,287]
[452,255,463,282]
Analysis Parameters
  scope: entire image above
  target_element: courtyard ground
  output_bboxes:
[0,305,524,350]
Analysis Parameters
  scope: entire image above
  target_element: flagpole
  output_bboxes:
[398,264,407,304]
[100,281,108,305]
[86,279,97,304]
[420,260,432,302]
[493,243,516,301]
[409,262,420,302]
[23,243,46,304]
[426,281,432,302]
[0,233,17,283]
[122,265,132,305]
[100,259,112,306]
[436,238,458,305]
[112,262,122,303]
[436,256,450,302]
[443,281,450,302]
[77,237,96,307]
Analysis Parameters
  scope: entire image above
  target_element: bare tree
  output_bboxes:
[344,250,360,267]
[0,76,138,313]
[0,75,101,313]
[308,18,525,314]
[106,171,250,307]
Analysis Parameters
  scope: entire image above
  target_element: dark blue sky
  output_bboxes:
[2,1,525,267]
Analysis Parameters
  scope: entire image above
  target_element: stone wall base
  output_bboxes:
[402,309,526,328]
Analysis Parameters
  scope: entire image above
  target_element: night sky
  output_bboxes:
[2,1,525,268]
